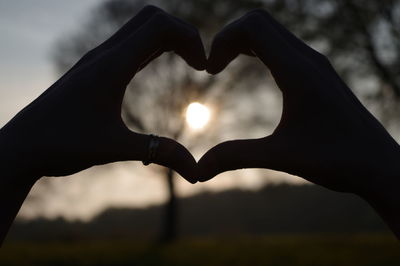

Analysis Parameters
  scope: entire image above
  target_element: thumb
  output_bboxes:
[112,131,198,184]
[153,136,198,184]
[197,135,285,182]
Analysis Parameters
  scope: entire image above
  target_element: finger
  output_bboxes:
[99,5,162,50]
[197,136,286,182]
[57,5,163,88]
[71,5,162,71]
[173,30,207,71]
[168,16,207,71]
[136,18,207,72]
[101,4,206,69]
[153,136,198,184]
[206,28,241,75]
[249,9,323,61]
[136,48,163,71]
[207,11,299,76]
[248,10,366,106]
[113,131,198,184]
[206,19,253,75]
[110,11,206,84]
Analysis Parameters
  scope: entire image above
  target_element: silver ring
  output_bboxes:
[142,134,160,166]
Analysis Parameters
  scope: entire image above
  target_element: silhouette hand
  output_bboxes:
[0,6,206,183]
[199,10,400,195]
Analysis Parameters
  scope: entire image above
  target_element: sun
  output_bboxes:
[186,102,210,130]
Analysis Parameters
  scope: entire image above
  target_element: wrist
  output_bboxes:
[0,125,42,183]
[357,146,400,238]
[360,183,400,239]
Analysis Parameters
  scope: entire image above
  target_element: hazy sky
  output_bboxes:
[0,0,102,126]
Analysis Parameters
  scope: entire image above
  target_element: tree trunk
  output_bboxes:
[160,168,177,243]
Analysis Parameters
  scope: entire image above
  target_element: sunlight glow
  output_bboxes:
[186,102,210,130]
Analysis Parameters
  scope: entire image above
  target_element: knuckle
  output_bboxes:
[242,10,265,25]
[186,27,200,42]
[151,11,171,25]
[320,53,331,65]
[78,48,99,63]
[231,20,255,42]
[212,31,228,46]
[93,53,114,73]
[140,5,162,14]
[314,51,331,66]
[239,12,265,38]
[150,12,175,34]
[247,8,269,17]
[189,26,200,38]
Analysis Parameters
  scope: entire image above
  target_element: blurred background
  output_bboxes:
[0,0,399,265]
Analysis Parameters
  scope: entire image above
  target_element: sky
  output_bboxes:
[0,0,100,125]
[0,0,307,221]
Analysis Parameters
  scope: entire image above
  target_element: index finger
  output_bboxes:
[207,11,300,76]
[111,11,207,84]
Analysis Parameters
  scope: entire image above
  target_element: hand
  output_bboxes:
[0,6,206,183]
[198,9,400,196]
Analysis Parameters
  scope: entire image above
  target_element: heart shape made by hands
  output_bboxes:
[16,5,395,197]
[2,6,399,246]
[121,7,394,196]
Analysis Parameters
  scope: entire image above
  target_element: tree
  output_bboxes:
[261,0,400,125]
[53,0,268,242]
[52,0,399,242]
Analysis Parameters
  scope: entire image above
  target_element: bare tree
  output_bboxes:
[53,0,268,242]
[52,0,399,242]
[264,0,400,125]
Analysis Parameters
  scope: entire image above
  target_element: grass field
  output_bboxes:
[1,234,399,266]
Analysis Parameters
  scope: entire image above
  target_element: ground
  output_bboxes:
[1,234,399,266]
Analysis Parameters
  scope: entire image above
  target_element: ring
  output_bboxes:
[142,134,160,166]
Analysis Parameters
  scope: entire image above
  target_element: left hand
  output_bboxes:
[0,6,206,183]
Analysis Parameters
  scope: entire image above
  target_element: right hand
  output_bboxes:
[199,9,400,195]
